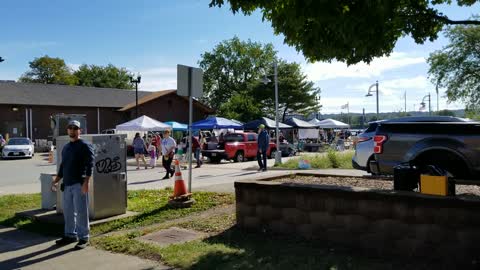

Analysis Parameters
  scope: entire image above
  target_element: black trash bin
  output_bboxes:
[393,164,420,191]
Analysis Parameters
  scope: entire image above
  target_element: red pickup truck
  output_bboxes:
[202,132,277,163]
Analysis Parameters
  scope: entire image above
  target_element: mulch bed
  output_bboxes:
[273,176,480,197]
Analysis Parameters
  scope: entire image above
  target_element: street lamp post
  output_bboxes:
[420,93,432,115]
[261,61,282,165]
[130,74,141,118]
[366,81,379,119]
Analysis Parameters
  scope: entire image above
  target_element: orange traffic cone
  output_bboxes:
[172,159,188,198]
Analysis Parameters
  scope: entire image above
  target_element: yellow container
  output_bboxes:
[420,175,448,196]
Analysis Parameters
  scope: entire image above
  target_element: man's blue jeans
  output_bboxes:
[194,148,202,166]
[257,149,267,170]
[63,183,89,240]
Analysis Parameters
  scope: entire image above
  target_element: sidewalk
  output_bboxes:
[0,226,172,270]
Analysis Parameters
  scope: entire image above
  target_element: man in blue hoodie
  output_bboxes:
[257,124,270,172]
[51,120,94,250]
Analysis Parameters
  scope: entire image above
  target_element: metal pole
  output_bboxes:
[362,108,365,129]
[274,61,281,165]
[404,91,407,113]
[436,85,439,112]
[29,108,33,140]
[135,82,138,118]
[188,68,193,192]
[376,81,379,120]
[428,93,432,116]
[25,108,29,138]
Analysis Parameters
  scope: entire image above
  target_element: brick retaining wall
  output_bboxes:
[235,178,480,263]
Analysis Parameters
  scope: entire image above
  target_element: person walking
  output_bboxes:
[148,143,157,168]
[51,120,94,250]
[257,124,270,172]
[192,135,202,168]
[161,129,176,179]
[133,132,148,170]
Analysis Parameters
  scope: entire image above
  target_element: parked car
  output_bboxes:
[2,137,35,159]
[202,132,277,163]
[352,116,471,174]
[371,119,480,179]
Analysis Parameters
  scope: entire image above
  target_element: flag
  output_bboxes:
[340,103,349,109]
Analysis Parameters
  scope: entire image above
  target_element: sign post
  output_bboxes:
[177,65,203,192]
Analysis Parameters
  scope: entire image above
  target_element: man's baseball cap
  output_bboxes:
[68,120,81,128]
[258,124,265,129]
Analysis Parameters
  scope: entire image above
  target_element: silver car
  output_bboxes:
[2,137,35,159]
[352,116,472,174]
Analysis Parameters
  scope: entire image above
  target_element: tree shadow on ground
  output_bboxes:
[183,226,470,270]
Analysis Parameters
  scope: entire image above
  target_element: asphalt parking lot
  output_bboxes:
[0,152,298,195]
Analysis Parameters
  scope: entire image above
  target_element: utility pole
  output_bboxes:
[130,74,141,118]
[404,91,407,113]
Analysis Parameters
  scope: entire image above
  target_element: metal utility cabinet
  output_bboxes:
[56,134,127,219]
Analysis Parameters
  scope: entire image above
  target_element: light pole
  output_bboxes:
[366,81,379,120]
[420,93,432,115]
[260,61,282,165]
[130,74,141,118]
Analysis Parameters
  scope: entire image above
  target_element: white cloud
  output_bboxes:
[138,67,177,91]
[67,63,81,71]
[303,52,425,81]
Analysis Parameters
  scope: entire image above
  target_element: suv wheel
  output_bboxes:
[234,151,245,163]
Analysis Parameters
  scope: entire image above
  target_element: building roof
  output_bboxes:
[118,89,214,113]
[0,81,151,108]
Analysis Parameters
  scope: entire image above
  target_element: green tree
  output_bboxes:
[199,36,276,111]
[428,25,480,111]
[210,0,480,65]
[74,64,134,89]
[19,55,77,85]
[200,38,321,121]
[436,109,456,116]
[252,61,321,121]
[218,93,264,122]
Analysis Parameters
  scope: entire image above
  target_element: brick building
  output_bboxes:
[0,82,213,140]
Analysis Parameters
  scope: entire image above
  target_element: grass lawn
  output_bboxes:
[0,190,234,236]
[93,213,418,270]
[277,150,354,170]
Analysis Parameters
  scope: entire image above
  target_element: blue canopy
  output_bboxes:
[165,121,188,131]
[192,117,243,130]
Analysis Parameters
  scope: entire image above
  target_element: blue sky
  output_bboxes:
[0,0,478,114]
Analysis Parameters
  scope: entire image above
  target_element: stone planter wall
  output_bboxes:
[235,179,480,262]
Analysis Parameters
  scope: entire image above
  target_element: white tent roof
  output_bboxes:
[116,115,171,131]
[308,118,322,125]
[314,118,349,129]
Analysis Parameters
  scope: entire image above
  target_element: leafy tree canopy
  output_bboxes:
[199,36,276,110]
[74,64,134,89]
[210,0,480,65]
[199,37,321,121]
[19,55,77,85]
[428,25,480,111]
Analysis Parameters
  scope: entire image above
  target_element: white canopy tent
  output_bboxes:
[116,115,171,131]
[308,118,322,126]
[314,118,350,129]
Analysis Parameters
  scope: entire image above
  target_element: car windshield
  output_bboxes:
[224,134,243,142]
[8,138,30,145]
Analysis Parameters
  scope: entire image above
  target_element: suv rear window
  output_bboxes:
[224,134,244,142]
[364,123,378,133]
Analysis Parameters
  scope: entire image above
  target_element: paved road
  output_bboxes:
[0,152,366,195]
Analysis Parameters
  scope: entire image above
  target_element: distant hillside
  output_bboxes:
[300,109,466,129]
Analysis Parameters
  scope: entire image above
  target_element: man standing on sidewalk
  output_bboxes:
[51,120,95,250]
[161,129,176,179]
[257,124,269,172]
